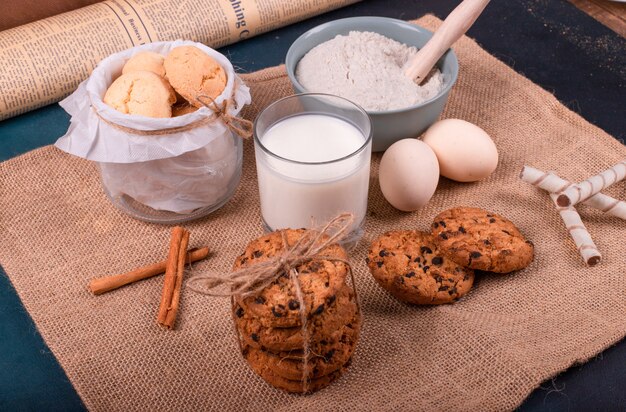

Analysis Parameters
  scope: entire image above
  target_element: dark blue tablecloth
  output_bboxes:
[1,0,624,410]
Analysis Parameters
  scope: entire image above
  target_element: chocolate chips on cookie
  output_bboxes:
[366,207,535,305]
[231,228,360,394]
[367,230,475,305]
[233,229,349,328]
[233,284,357,353]
[243,318,360,381]
[431,207,534,273]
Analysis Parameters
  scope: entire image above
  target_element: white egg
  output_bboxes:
[379,139,439,211]
[422,119,498,182]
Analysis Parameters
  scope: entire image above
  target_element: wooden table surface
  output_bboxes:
[569,0,626,36]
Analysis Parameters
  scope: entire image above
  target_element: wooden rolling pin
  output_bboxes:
[404,0,490,84]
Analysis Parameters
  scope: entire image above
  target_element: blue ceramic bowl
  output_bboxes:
[286,16,458,152]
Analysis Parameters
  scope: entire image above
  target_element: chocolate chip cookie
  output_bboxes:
[234,284,358,353]
[243,319,359,381]
[431,207,534,273]
[243,346,347,394]
[367,230,474,304]
[233,229,349,328]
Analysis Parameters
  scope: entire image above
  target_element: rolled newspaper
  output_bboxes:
[520,166,626,220]
[555,161,626,207]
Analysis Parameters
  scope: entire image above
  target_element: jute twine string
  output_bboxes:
[91,91,253,138]
[188,213,357,392]
[195,95,253,138]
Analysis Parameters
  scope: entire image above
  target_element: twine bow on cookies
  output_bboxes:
[196,94,253,139]
[188,213,357,393]
[188,213,355,298]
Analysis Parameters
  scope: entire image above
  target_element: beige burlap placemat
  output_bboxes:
[1,15,625,411]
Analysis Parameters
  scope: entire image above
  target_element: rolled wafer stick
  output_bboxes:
[520,166,626,220]
[88,247,209,295]
[548,192,601,266]
[556,161,626,207]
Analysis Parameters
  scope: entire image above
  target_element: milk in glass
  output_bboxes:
[255,114,370,235]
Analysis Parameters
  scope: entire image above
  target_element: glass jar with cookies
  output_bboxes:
[56,41,252,223]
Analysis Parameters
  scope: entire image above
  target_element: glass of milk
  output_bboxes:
[254,93,372,246]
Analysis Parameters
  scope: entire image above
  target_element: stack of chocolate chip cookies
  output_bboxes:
[367,206,534,305]
[232,229,361,393]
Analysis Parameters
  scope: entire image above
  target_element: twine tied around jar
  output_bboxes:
[188,213,359,392]
[91,92,253,138]
[195,94,253,139]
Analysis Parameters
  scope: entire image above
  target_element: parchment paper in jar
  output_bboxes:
[100,131,240,213]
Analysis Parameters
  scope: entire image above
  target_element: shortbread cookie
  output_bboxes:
[242,346,347,393]
[164,46,227,108]
[103,70,176,118]
[244,319,359,381]
[233,229,349,328]
[367,230,474,304]
[122,51,166,77]
[234,284,358,352]
[431,207,534,273]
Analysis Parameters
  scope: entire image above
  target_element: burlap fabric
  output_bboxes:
[1,16,625,411]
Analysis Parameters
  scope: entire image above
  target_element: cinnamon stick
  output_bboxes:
[163,233,189,328]
[88,247,209,295]
[157,227,190,329]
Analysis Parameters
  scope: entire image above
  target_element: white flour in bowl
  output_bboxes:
[295,31,445,111]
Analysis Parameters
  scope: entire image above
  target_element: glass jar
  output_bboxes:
[99,130,242,224]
